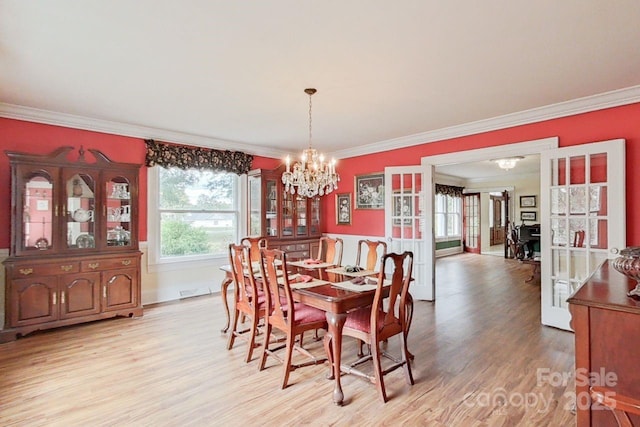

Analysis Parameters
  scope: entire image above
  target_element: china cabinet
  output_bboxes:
[1,146,142,342]
[248,166,321,259]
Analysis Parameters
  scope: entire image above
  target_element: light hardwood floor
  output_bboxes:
[0,254,576,426]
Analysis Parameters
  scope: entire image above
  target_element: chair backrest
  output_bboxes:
[317,237,343,265]
[259,248,293,325]
[371,252,413,339]
[229,243,259,307]
[241,236,268,262]
[591,386,640,427]
[355,239,387,271]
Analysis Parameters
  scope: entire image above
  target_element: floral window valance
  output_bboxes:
[435,183,464,197]
[144,139,253,175]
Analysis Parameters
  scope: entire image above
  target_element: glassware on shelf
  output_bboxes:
[107,226,130,246]
[111,183,129,199]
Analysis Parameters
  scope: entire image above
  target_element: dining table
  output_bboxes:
[219,262,411,405]
[291,277,387,406]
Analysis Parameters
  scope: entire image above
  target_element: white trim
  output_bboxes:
[0,103,284,159]
[436,246,463,258]
[463,186,515,194]
[145,167,245,273]
[333,86,640,159]
[423,137,559,166]
[2,85,639,161]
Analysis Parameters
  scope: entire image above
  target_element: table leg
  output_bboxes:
[220,273,234,333]
[324,311,347,406]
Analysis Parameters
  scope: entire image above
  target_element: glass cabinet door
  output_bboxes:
[310,198,320,235]
[21,171,55,252]
[282,190,294,237]
[106,178,132,247]
[248,174,262,236]
[66,173,96,250]
[265,179,278,237]
[295,196,307,237]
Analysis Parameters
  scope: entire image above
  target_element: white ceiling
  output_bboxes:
[1,1,640,162]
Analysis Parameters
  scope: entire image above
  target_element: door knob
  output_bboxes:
[611,247,619,254]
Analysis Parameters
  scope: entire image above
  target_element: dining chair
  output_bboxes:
[314,236,343,281]
[327,251,415,403]
[241,236,268,262]
[258,248,328,389]
[591,386,640,427]
[355,239,387,271]
[226,243,265,363]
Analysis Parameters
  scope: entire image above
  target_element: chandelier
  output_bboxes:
[282,88,339,198]
[492,156,524,171]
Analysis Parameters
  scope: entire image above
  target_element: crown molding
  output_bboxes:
[331,85,640,159]
[0,103,285,159]
[2,85,639,161]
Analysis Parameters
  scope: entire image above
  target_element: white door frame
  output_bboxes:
[420,137,559,301]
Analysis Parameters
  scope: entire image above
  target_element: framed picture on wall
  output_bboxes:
[520,195,536,208]
[355,173,384,209]
[335,193,352,225]
[521,211,537,221]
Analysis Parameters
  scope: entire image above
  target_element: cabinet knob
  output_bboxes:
[19,268,33,276]
[88,263,100,270]
[60,265,73,272]
[121,260,131,266]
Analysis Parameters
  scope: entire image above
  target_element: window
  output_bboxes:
[148,167,242,267]
[435,193,461,239]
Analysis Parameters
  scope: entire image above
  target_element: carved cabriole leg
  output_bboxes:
[325,311,347,405]
[220,274,233,333]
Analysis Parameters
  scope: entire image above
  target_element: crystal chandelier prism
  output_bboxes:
[282,88,339,197]
[493,156,524,171]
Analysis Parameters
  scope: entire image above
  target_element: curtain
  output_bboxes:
[144,139,253,175]
[435,183,464,197]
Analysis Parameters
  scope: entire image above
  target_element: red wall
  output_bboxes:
[2,101,640,249]
[0,118,279,248]
[323,102,640,245]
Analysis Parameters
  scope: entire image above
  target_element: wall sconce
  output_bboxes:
[492,156,524,171]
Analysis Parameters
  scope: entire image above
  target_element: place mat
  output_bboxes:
[290,279,330,290]
[281,273,330,289]
[289,260,335,269]
[325,267,377,277]
[331,278,390,292]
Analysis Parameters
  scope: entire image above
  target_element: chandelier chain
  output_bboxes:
[308,92,313,149]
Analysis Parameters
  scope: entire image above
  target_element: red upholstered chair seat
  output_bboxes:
[291,303,326,324]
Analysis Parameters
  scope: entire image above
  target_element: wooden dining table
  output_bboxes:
[292,281,384,406]
[219,262,411,405]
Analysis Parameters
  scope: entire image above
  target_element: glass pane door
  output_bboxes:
[464,193,480,253]
[541,139,625,330]
[67,173,96,250]
[23,172,55,252]
[385,166,427,298]
[106,178,132,248]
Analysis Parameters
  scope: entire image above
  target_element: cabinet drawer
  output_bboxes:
[11,262,80,279]
[81,257,138,272]
[296,243,310,251]
[280,243,298,252]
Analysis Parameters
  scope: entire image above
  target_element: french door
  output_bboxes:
[540,139,625,330]
[463,193,481,254]
[384,166,431,300]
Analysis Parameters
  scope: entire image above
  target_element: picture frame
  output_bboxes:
[520,195,536,208]
[36,200,49,211]
[335,193,352,225]
[521,211,537,221]
[393,190,412,225]
[355,173,385,209]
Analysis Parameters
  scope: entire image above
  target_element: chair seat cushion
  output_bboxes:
[292,303,326,324]
[344,307,387,333]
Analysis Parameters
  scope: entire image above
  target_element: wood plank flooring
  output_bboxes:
[0,254,576,426]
